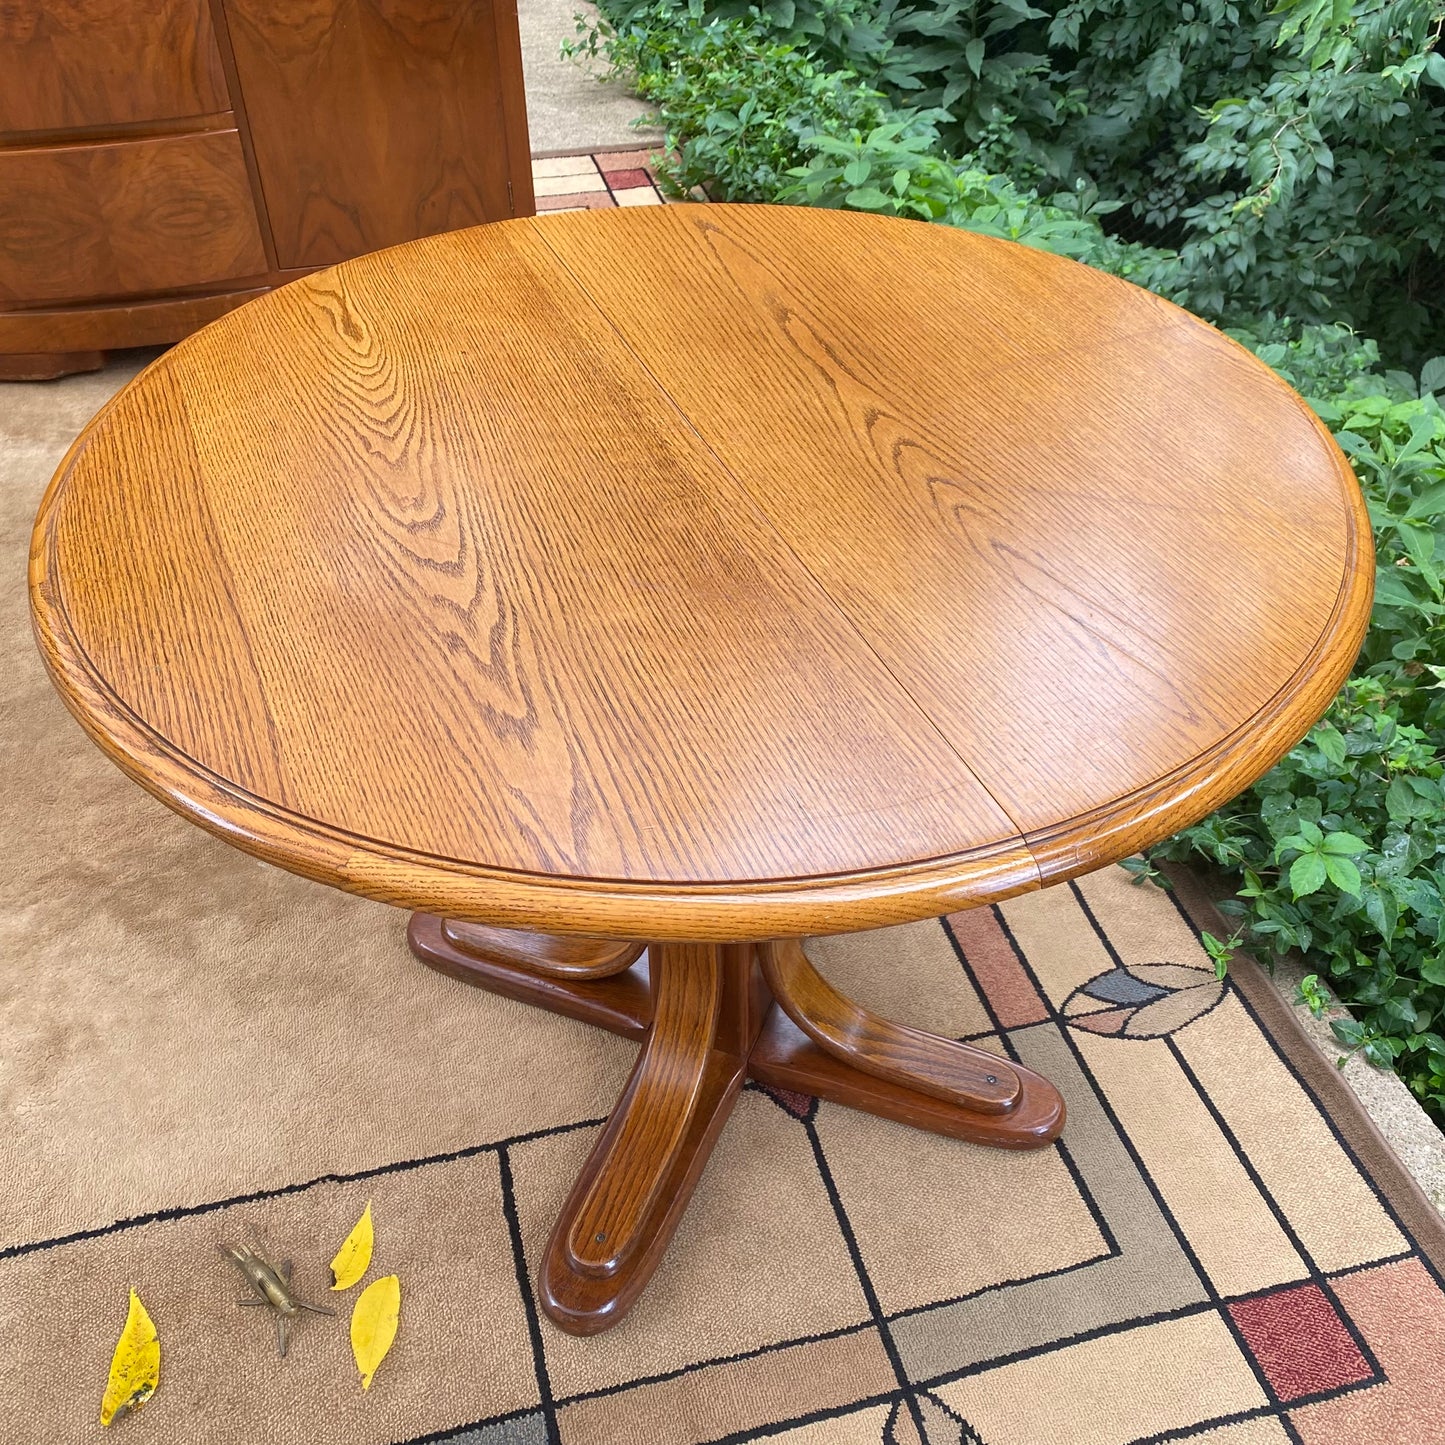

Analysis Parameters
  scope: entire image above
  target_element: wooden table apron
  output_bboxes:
[28,205,1373,1336]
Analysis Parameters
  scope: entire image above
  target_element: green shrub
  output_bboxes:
[566,8,891,201]
[596,0,1445,364]
[1143,355,1445,1114]
[579,5,1186,287]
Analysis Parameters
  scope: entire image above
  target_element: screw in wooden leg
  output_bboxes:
[749,939,1065,1148]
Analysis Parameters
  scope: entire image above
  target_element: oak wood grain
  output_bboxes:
[747,1005,1066,1148]
[438,921,644,979]
[417,922,1062,1333]
[219,0,534,268]
[0,0,227,134]
[408,914,652,1038]
[30,207,1372,941]
[564,941,720,1278]
[536,206,1373,882]
[535,940,762,1333]
[0,129,266,305]
[35,219,1025,918]
[760,938,1020,1113]
[410,921,1065,1151]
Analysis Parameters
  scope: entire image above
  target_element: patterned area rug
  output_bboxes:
[5,373,1445,1445]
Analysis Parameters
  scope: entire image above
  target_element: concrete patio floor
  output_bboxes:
[518,0,663,155]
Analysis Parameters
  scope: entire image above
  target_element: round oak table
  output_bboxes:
[30,205,1371,1336]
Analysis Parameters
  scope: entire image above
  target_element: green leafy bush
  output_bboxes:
[566,8,890,201]
[1044,0,1445,357]
[596,0,1445,364]
[1144,360,1445,1115]
[579,5,1186,287]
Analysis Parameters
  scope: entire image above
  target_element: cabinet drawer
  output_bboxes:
[0,0,228,134]
[0,129,267,306]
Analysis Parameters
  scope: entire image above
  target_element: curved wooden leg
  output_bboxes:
[425,919,644,979]
[406,921,1066,1333]
[407,914,651,1038]
[538,942,762,1335]
[751,939,1065,1149]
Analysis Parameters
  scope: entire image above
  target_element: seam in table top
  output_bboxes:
[525,208,1369,879]
[31,212,1371,899]
[526,212,1038,877]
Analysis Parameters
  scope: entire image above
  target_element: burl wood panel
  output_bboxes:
[220,0,531,268]
[0,130,266,306]
[0,0,227,134]
[30,208,1372,941]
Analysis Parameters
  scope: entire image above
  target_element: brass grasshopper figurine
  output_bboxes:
[220,1242,335,1357]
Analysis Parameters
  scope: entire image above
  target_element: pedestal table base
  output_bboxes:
[408,916,1066,1335]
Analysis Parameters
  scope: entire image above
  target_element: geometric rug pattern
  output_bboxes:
[4,867,1443,1444]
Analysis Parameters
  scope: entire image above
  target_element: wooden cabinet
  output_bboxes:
[0,0,534,378]
[223,0,526,268]
[0,131,266,305]
[0,0,228,134]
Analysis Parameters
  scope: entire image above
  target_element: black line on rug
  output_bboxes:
[1162,881,1445,1296]
[942,914,1124,1260]
[552,1319,877,1408]
[700,1389,903,1445]
[993,894,1303,1443]
[883,1248,1114,1325]
[941,913,1018,1041]
[1069,881,1361,1325]
[910,1281,1391,1416]
[1325,1249,1415,1281]
[1123,1402,1284,1445]
[802,1113,931,1442]
[1167,1036,1387,1387]
[497,1145,562,1445]
[393,1402,544,1444]
[0,1114,610,1263]
[914,1294,1223,1382]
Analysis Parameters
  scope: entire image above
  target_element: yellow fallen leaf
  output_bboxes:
[100,1289,159,1426]
[330,1200,375,1290]
[350,1274,400,1390]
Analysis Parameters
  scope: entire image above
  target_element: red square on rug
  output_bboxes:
[1229,1282,1374,1403]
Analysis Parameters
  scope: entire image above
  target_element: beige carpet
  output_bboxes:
[4,360,1445,1445]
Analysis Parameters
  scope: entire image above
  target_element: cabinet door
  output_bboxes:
[0,130,267,305]
[220,0,530,269]
[0,0,228,133]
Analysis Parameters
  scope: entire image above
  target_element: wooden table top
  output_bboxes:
[29,205,1372,940]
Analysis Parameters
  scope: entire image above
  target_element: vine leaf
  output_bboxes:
[330,1201,375,1290]
[100,1290,160,1426]
[351,1275,401,1390]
